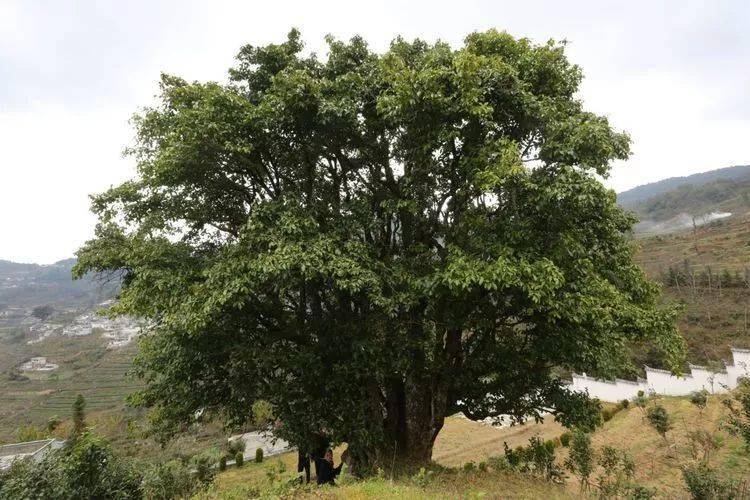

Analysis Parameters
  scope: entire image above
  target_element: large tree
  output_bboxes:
[75,29,684,469]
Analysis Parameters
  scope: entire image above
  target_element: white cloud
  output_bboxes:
[1,0,748,263]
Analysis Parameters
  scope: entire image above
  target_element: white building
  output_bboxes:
[570,347,750,402]
[0,439,65,470]
[19,357,59,372]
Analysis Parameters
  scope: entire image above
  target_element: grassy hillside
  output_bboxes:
[634,212,750,364]
[197,394,750,499]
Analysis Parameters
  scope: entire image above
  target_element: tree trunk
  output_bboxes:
[348,378,447,474]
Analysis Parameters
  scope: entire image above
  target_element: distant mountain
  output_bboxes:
[617,165,750,234]
[0,258,116,311]
[617,165,750,208]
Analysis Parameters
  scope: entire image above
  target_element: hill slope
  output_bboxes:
[618,164,750,209]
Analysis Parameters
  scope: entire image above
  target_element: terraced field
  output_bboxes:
[634,210,750,364]
[636,210,750,277]
[0,334,141,440]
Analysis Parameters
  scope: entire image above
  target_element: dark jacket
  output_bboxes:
[312,456,341,485]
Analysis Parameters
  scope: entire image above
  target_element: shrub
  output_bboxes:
[527,436,563,482]
[620,399,630,409]
[487,455,510,472]
[0,432,141,499]
[682,463,739,500]
[596,446,636,498]
[46,415,61,433]
[565,430,594,491]
[559,432,572,447]
[478,461,487,472]
[337,463,356,486]
[690,390,708,411]
[236,452,244,467]
[191,454,216,485]
[255,447,263,463]
[687,429,723,462]
[15,424,45,443]
[462,461,476,472]
[502,437,563,482]
[140,459,201,499]
[629,485,657,499]
[226,438,246,457]
[602,408,613,422]
[646,404,672,442]
[410,467,433,488]
[219,456,227,471]
[723,378,750,450]
[252,400,274,428]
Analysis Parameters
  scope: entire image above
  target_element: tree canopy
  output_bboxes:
[74,29,684,469]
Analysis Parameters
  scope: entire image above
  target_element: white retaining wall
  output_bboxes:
[570,347,750,402]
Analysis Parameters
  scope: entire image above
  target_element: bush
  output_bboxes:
[0,432,141,499]
[629,484,657,499]
[565,430,594,491]
[410,467,433,488]
[236,451,244,468]
[487,455,510,472]
[682,463,739,500]
[140,459,201,499]
[559,432,572,447]
[15,424,46,443]
[226,438,246,457]
[462,461,476,472]
[646,404,672,441]
[501,436,563,482]
[477,461,487,472]
[46,415,61,433]
[255,447,264,463]
[690,390,708,411]
[620,399,630,409]
[596,445,636,498]
[723,378,750,450]
[191,454,216,485]
[219,456,227,471]
[252,400,274,428]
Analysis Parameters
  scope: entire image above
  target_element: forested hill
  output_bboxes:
[617,164,750,208]
[0,258,116,310]
[617,165,750,234]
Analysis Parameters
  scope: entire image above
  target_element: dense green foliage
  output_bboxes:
[75,29,683,468]
[0,433,142,499]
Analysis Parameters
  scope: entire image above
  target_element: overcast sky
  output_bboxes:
[1,0,748,264]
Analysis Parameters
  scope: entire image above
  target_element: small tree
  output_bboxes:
[70,394,86,441]
[565,430,594,491]
[46,415,61,434]
[31,305,54,321]
[689,390,708,413]
[596,446,637,498]
[723,378,750,450]
[682,463,738,500]
[235,452,244,468]
[251,400,274,429]
[255,447,263,463]
[218,456,227,471]
[646,404,672,442]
